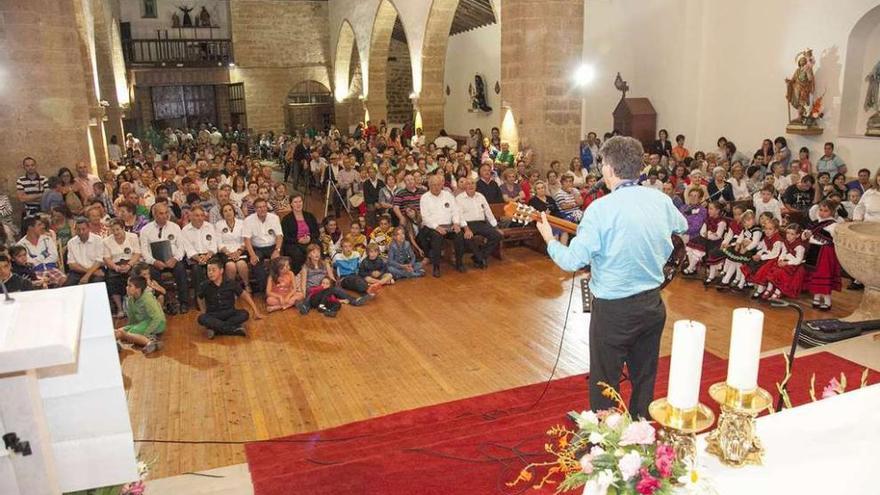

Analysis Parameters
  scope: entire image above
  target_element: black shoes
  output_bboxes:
[848,281,865,291]
[433,265,441,278]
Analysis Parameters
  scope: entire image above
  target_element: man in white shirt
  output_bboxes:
[455,177,503,269]
[140,202,190,313]
[433,129,458,150]
[419,174,466,277]
[182,206,218,295]
[65,217,106,285]
[242,198,283,292]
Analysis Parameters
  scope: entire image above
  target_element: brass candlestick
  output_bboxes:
[705,382,773,466]
[649,398,715,465]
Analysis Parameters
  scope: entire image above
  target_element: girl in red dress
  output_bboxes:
[803,200,841,310]
[751,223,807,301]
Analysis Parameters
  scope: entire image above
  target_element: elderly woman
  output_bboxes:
[707,166,735,203]
[280,192,320,273]
[727,162,751,201]
[215,202,250,289]
[500,167,524,203]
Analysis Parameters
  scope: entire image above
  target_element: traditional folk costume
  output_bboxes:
[684,214,727,276]
[751,237,807,300]
[368,226,394,256]
[745,231,783,284]
[719,224,763,289]
[804,219,841,310]
[680,204,706,244]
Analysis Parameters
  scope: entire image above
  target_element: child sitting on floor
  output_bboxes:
[115,276,165,354]
[368,215,395,256]
[752,223,807,301]
[679,187,707,244]
[803,200,842,310]
[359,243,395,289]
[332,236,379,296]
[133,262,167,310]
[387,226,425,279]
[306,276,345,318]
[266,256,304,312]
[348,222,368,258]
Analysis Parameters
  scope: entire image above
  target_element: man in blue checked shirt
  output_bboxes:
[536,136,687,418]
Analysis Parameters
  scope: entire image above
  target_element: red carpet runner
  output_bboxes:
[246,352,876,494]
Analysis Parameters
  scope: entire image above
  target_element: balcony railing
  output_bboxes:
[122,39,233,67]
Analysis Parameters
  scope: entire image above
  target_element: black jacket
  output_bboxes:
[280,211,320,250]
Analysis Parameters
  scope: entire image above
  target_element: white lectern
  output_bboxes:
[0,284,138,494]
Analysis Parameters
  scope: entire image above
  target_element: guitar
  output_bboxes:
[503,202,687,290]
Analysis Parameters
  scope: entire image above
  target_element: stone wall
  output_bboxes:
[230,0,331,132]
[386,38,413,127]
[0,0,97,215]
[502,0,584,169]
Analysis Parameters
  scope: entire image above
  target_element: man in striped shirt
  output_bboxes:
[392,173,426,225]
[16,157,48,222]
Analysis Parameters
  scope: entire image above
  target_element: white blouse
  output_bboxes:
[853,189,880,222]
[102,232,141,263]
[215,218,245,253]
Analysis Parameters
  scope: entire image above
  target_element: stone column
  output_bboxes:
[0,0,98,208]
[91,0,126,156]
[501,0,584,169]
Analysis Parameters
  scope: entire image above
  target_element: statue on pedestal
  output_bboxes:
[198,6,212,28]
[785,49,824,134]
[178,5,194,28]
[865,60,880,137]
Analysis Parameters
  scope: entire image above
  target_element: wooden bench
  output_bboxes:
[440,203,545,263]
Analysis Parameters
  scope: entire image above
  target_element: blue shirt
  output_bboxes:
[547,185,687,300]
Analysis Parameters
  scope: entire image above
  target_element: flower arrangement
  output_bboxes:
[508,383,692,495]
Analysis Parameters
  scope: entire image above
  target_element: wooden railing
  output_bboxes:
[122,39,233,67]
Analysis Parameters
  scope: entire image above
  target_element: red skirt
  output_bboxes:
[805,245,841,295]
[753,262,806,297]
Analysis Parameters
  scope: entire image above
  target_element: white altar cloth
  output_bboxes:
[695,383,880,494]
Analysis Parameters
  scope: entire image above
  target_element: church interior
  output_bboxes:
[1,1,880,494]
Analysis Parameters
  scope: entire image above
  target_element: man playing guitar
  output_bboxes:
[535,136,687,418]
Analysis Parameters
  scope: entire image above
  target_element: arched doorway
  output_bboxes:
[839,4,880,135]
[284,80,334,134]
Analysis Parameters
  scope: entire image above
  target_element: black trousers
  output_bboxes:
[282,242,314,274]
[250,245,275,293]
[417,226,465,267]
[198,308,249,335]
[64,270,106,287]
[339,275,369,294]
[466,221,502,264]
[190,261,208,300]
[150,260,189,305]
[589,288,666,419]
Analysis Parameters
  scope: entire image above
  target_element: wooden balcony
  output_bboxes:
[122,39,233,67]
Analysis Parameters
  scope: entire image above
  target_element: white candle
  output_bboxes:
[667,320,707,410]
[726,308,765,391]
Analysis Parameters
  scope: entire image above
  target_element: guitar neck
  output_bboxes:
[539,214,578,235]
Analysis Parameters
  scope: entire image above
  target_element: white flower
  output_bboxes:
[576,410,600,429]
[604,413,623,430]
[582,469,616,495]
[618,451,643,481]
[589,445,605,457]
[588,431,605,445]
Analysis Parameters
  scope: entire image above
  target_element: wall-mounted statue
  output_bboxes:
[198,6,212,27]
[785,49,824,134]
[171,11,181,28]
[468,75,492,113]
[865,60,880,137]
[178,5,194,28]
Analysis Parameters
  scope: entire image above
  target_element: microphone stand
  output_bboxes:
[1,278,14,304]
[769,300,805,411]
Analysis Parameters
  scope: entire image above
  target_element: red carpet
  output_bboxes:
[245,352,876,494]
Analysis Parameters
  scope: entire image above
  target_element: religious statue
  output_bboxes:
[468,74,492,113]
[614,72,629,100]
[865,60,880,137]
[178,5,194,27]
[198,6,212,28]
[171,11,181,28]
[785,49,824,134]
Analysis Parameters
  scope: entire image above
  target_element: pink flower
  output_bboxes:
[579,454,594,474]
[654,444,675,478]
[620,420,656,446]
[822,377,842,399]
[636,468,662,495]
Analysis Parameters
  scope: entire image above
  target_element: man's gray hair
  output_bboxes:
[599,136,644,180]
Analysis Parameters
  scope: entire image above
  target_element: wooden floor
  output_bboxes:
[123,247,861,479]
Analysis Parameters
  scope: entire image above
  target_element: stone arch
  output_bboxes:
[366,0,403,125]
[418,0,460,138]
[334,20,358,102]
[839,4,880,135]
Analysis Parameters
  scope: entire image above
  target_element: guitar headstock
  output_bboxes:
[503,201,539,226]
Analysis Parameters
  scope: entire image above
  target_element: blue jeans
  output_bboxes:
[388,261,425,279]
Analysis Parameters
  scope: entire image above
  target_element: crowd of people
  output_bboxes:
[1,121,878,355]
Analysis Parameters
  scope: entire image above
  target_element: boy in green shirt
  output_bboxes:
[115,276,165,354]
